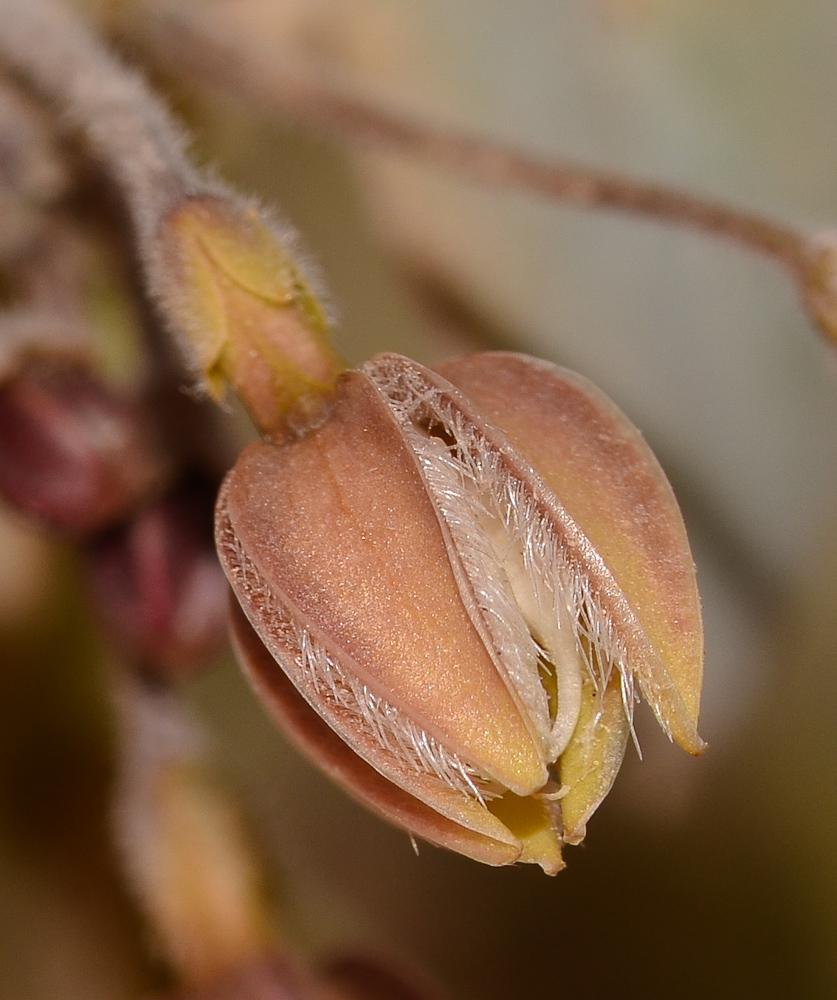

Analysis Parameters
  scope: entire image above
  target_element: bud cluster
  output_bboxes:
[0,353,230,679]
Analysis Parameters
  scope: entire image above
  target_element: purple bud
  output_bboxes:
[321,953,447,1000]
[0,359,162,535]
[88,484,228,677]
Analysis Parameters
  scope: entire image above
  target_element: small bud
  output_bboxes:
[156,195,343,437]
[88,483,228,678]
[0,358,162,535]
[115,678,274,988]
[802,232,837,347]
[216,353,704,872]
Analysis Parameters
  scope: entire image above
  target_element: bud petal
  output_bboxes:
[435,352,704,754]
[217,371,548,796]
[557,672,629,844]
[228,598,525,870]
[217,353,703,871]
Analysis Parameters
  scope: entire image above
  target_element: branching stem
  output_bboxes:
[0,0,344,434]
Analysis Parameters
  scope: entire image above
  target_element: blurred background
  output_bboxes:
[3,0,837,996]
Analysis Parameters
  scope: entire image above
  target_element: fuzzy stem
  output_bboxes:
[0,0,203,238]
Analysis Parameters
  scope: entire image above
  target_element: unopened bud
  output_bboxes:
[156,195,343,437]
[116,679,273,988]
[0,358,162,535]
[89,483,228,677]
[802,232,837,347]
[217,353,704,873]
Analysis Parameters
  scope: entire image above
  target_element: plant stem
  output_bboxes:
[0,0,206,239]
[137,0,813,279]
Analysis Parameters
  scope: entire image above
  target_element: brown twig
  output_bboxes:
[135,0,813,279]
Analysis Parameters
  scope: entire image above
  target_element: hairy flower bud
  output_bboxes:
[156,195,343,437]
[115,678,273,988]
[216,353,704,873]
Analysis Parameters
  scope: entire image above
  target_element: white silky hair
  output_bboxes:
[367,359,636,760]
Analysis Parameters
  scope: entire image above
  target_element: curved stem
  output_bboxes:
[137,0,813,279]
[0,0,205,240]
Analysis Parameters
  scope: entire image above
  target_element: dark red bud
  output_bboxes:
[88,483,228,677]
[0,359,163,535]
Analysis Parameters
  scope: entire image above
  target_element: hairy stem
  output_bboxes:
[0,0,207,240]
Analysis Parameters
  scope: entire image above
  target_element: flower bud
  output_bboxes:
[115,677,274,989]
[320,952,446,1000]
[156,195,343,437]
[216,353,703,872]
[149,955,332,1000]
[0,358,163,535]
[88,483,228,678]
